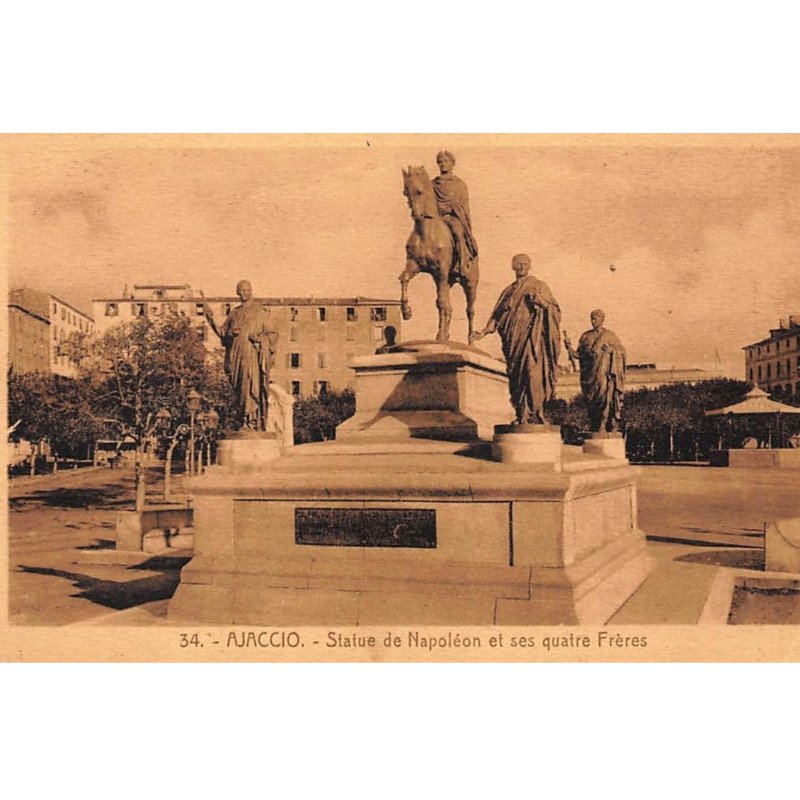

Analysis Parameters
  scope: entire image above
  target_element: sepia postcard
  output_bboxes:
[2,133,800,662]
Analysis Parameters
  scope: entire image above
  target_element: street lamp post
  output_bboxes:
[196,411,206,474]
[163,423,189,500]
[205,408,220,470]
[187,388,201,477]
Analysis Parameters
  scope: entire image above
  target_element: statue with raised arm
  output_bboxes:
[564,309,626,433]
[202,280,279,432]
[470,253,561,424]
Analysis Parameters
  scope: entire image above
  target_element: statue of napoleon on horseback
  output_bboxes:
[399,150,480,342]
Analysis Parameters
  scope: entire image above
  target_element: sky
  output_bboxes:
[6,134,800,376]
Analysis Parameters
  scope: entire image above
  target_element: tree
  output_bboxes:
[293,389,356,444]
[79,310,228,506]
[82,311,208,439]
[545,396,589,444]
[624,379,751,462]
[7,368,104,474]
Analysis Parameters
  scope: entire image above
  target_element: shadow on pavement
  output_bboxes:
[17,559,189,610]
[76,539,116,551]
[11,483,133,511]
[675,549,765,570]
[680,526,764,537]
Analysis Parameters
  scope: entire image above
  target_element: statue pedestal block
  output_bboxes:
[492,424,562,468]
[335,340,513,443]
[582,432,627,461]
[168,443,653,626]
[216,433,281,472]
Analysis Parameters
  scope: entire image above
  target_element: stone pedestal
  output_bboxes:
[492,424,562,468]
[216,432,281,471]
[168,341,653,626]
[583,432,627,461]
[766,517,800,572]
[710,448,800,468]
[335,340,513,442]
[168,445,652,626]
[115,503,194,554]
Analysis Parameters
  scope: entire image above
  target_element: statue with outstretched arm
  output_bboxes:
[470,253,561,424]
[201,281,279,432]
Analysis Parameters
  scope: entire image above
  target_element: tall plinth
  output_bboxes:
[168,342,653,626]
[335,340,513,442]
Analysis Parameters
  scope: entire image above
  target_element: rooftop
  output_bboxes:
[94,295,401,306]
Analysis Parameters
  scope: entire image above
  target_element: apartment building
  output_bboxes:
[743,315,800,399]
[92,285,402,396]
[8,288,95,377]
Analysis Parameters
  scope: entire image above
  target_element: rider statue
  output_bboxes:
[433,150,479,276]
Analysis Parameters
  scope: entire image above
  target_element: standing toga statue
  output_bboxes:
[471,254,561,424]
[203,280,279,432]
[433,150,479,276]
[565,309,626,433]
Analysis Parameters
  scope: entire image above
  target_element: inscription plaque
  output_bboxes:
[295,507,436,548]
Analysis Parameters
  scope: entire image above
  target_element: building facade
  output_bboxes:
[743,315,800,399]
[92,285,403,397]
[8,290,50,374]
[8,288,95,377]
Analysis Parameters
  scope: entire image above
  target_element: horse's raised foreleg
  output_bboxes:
[434,268,452,342]
[399,259,419,321]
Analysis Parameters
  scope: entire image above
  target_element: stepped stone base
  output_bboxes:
[168,444,652,626]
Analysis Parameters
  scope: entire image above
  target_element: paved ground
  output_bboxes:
[6,463,800,626]
[8,466,189,626]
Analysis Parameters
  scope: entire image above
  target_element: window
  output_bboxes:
[315,380,329,395]
[346,326,356,341]
[767,364,771,379]
[154,289,164,300]
[195,303,204,316]
[132,303,146,317]
[317,353,327,369]
[346,307,357,322]
[371,306,387,322]
[291,381,301,396]
[317,326,326,342]
[317,307,327,322]
[61,308,66,320]
[748,368,753,382]
[371,325,384,341]
[52,302,57,315]
[290,327,298,342]
[197,326,207,341]
[290,307,299,322]
[777,362,782,377]
[53,326,58,341]
[757,366,762,381]
[290,352,302,368]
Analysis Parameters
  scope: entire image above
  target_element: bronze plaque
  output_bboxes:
[295,507,436,548]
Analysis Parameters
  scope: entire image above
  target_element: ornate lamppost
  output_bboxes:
[194,408,220,474]
[205,408,220,469]
[186,388,202,477]
[156,407,189,501]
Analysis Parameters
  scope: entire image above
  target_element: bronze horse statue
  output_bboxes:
[399,166,479,342]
